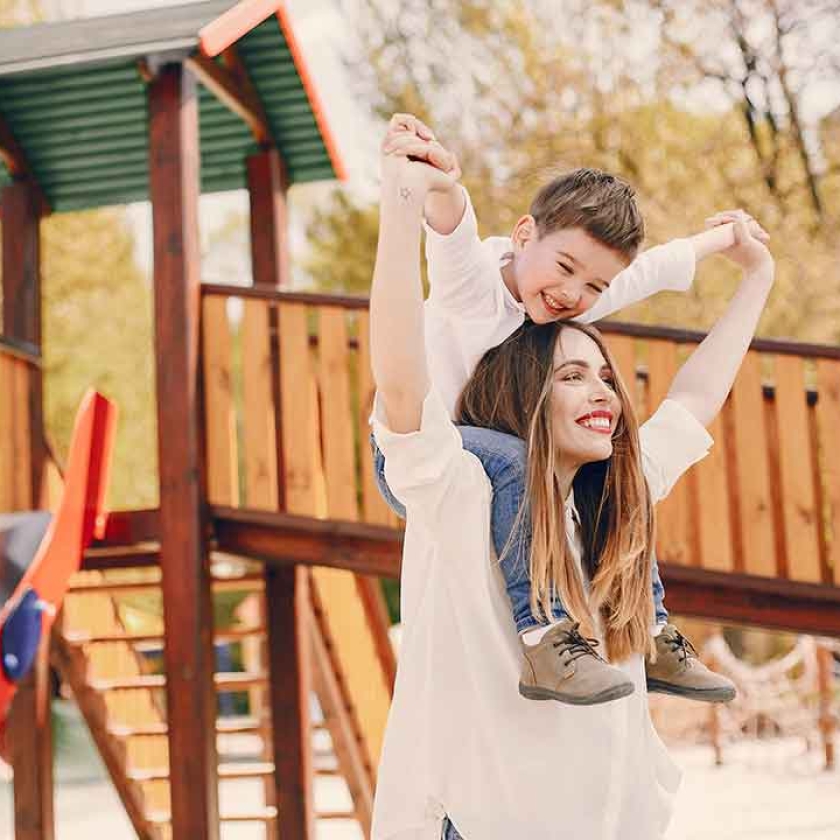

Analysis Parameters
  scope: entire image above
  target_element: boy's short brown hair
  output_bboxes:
[530,168,644,261]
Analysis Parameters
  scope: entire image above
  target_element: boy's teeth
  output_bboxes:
[543,292,561,310]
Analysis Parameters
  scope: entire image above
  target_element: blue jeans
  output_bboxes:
[371,426,668,632]
[442,815,464,839]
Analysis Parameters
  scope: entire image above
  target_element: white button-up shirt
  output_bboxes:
[371,388,713,840]
[424,187,697,417]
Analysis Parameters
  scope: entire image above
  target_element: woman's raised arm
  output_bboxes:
[666,214,775,427]
[370,122,459,433]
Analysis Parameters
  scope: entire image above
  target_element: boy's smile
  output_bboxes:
[503,226,631,324]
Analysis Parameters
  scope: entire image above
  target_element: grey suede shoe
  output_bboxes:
[646,624,737,703]
[519,619,636,705]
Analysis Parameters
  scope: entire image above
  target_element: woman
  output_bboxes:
[369,140,774,839]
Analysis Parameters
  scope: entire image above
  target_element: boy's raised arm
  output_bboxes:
[577,215,770,325]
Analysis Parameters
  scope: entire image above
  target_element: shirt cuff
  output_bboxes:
[657,238,696,292]
[422,185,476,253]
[372,386,463,493]
[640,398,713,502]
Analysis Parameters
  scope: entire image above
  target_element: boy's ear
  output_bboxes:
[511,214,537,250]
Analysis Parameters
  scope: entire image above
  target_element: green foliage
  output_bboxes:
[40,209,157,509]
[305,0,840,347]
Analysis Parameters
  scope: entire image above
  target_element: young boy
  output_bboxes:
[374,112,758,705]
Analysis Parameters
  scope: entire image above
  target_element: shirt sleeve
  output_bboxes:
[372,386,471,524]
[424,185,496,313]
[576,238,696,324]
[639,398,714,504]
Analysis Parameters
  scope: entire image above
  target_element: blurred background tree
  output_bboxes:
[305,0,840,341]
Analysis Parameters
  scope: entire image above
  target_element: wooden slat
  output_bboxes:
[202,295,238,506]
[729,352,776,576]
[319,307,357,521]
[773,355,821,582]
[277,303,317,514]
[316,306,394,754]
[356,311,394,526]
[646,341,693,565]
[605,334,637,411]
[693,410,733,572]
[816,359,840,586]
[242,298,279,510]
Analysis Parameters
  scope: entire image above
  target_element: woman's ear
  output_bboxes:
[511,214,537,251]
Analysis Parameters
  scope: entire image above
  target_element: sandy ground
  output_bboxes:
[1,702,838,839]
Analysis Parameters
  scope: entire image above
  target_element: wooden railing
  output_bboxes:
[200,284,395,791]
[0,337,37,511]
[602,322,840,587]
[200,286,840,591]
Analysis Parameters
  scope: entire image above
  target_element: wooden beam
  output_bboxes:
[661,564,840,638]
[95,508,160,546]
[185,51,272,145]
[212,505,403,579]
[148,63,219,840]
[265,566,316,837]
[8,638,54,839]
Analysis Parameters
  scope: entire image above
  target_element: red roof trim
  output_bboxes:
[274,5,348,182]
[198,0,282,57]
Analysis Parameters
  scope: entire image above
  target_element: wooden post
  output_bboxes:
[816,644,836,770]
[2,179,53,839]
[1,180,45,503]
[148,63,219,839]
[247,148,290,289]
[247,146,316,837]
[267,566,315,837]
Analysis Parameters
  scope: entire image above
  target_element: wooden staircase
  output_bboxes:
[49,549,392,839]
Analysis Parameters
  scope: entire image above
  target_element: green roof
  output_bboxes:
[0,1,343,212]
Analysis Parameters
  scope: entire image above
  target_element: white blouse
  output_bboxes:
[371,387,713,840]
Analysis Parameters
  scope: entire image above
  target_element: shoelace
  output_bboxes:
[663,628,698,665]
[552,622,605,665]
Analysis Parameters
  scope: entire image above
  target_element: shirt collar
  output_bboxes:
[491,236,527,314]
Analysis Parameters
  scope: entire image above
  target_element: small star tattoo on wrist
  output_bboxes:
[399,187,412,200]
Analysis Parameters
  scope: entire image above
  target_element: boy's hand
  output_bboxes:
[706,210,773,273]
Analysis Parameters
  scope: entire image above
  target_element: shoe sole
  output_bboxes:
[646,678,736,703]
[518,681,635,706]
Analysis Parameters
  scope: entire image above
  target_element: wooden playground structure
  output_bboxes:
[0,1,838,838]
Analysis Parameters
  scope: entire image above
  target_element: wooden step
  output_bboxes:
[68,573,265,595]
[147,807,278,825]
[129,762,275,783]
[108,716,266,738]
[90,671,267,692]
[65,626,266,645]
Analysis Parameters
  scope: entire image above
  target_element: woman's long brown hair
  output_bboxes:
[456,321,656,662]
